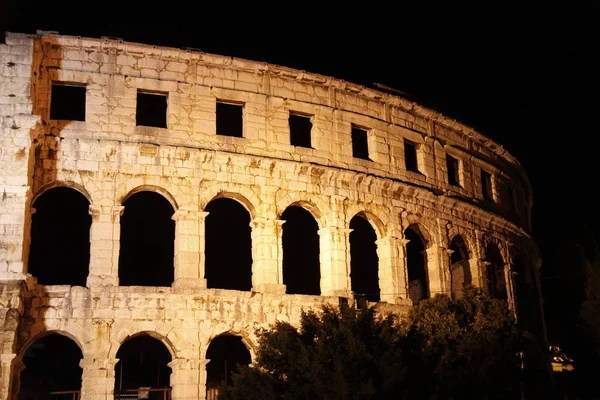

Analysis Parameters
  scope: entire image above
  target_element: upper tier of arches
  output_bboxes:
[15,32,532,231]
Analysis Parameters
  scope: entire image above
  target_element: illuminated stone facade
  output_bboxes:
[0,32,542,399]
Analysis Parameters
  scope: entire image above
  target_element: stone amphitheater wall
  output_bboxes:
[0,32,542,400]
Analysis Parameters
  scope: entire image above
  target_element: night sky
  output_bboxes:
[2,3,596,346]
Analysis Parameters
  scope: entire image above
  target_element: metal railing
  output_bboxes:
[114,387,171,400]
[49,390,80,400]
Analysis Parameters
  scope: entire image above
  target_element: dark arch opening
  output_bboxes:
[449,235,472,300]
[115,335,172,398]
[485,244,507,299]
[205,198,252,291]
[281,206,320,295]
[29,187,91,286]
[513,256,540,334]
[349,215,380,302]
[119,191,175,287]
[405,226,428,305]
[18,333,83,399]
[206,335,251,392]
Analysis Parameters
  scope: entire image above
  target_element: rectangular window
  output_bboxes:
[481,169,493,201]
[50,83,86,121]
[351,125,369,160]
[446,154,460,186]
[136,91,167,128]
[216,101,243,137]
[506,184,518,213]
[404,139,419,172]
[289,113,312,148]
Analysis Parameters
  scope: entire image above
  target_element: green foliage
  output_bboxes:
[403,293,522,400]
[219,293,522,400]
[218,303,404,400]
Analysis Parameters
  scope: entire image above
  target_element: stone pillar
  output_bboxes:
[0,354,20,400]
[173,210,207,290]
[87,205,123,287]
[0,112,40,281]
[375,231,407,303]
[80,357,118,400]
[504,257,517,314]
[250,217,286,294]
[198,359,209,400]
[318,225,352,298]
[469,257,486,290]
[425,245,444,298]
[169,358,201,400]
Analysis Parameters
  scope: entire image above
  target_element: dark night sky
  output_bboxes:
[2,2,596,343]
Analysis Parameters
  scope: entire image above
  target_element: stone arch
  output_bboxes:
[119,190,175,286]
[510,249,542,335]
[480,234,511,267]
[404,222,431,305]
[17,331,84,400]
[114,332,174,397]
[204,330,257,361]
[204,196,253,291]
[401,214,437,248]
[449,234,473,299]
[18,329,84,359]
[32,180,93,205]
[348,211,380,302]
[447,225,476,258]
[121,184,179,211]
[280,205,321,295]
[276,191,330,229]
[205,332,253,392]
[345,205,390,240]
[29,186,92,285]
[484,241,508,300]
[109,329,178,361]
[199,185,260,219]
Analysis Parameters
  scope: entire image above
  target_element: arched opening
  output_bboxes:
[119,191,175,287]
[115,335,172,399]
[449,235,472,300]
[349,215,380,302]
[29,187,91,286]
[513,256,541,334]
[206,335,251,396]
[205,198,252,291]
[405,226,428,305]
[18,333,83,399]
[281,206,320,295]
[485,244,507,299]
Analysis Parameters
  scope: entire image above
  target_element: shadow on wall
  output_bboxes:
[14,37,86,399]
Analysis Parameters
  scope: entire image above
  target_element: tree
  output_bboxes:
[218,303,405,400]
[219,293,522,400]
[402,293,522,400]
[575,246,600,397]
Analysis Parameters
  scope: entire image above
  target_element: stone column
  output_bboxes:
[86,205,123,287]
[169,358,201,400]
[173,210,207,290]
[318,225,352,298]
[0,354,20,400]
[425,245,445,298]
[80,356,118,400]
[469,257,486,290]
[504,257,517,314]
[375,231,407,303]
[198,359,209,400]
[250,217,285,294]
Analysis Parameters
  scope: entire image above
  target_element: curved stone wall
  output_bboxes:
[0,32,542,400]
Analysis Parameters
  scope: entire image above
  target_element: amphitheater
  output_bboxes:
[0,31,543,399]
